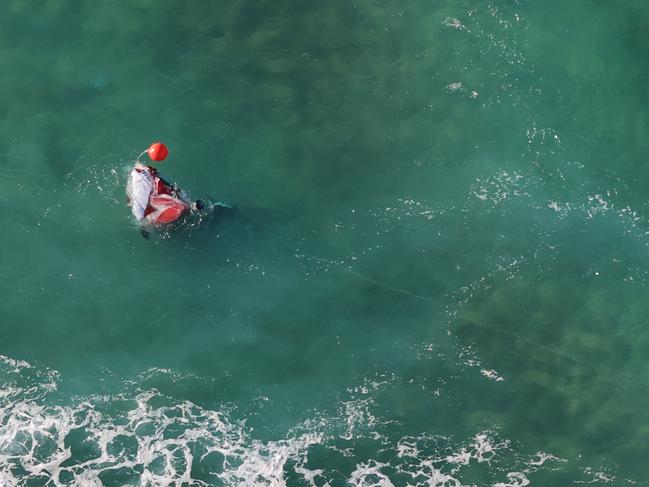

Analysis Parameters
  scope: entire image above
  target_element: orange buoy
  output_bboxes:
[147,142,168,162]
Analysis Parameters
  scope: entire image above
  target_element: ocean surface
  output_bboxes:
[1,1,649,485]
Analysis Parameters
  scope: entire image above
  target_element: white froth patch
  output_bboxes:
[545,188,641,232]
[526,125,562,147]
[444,82,479,99]
[396,440,419,458]
[443,17,467,30]
[586,193,611,218]
[0,361,327,487]
[349,460,395,487]
[529,451,565,466]
[293,464,325,487]
[340,397,380,441]
[583,467,616,483]
[446,432,510,467]
[472,170,528,205]
[392,433,515,486]
[0,388,326,486]
[481,368,505,382]
[547,200,572,219]
[461,347,508,381]
[342,376,396,441]
[0,355,32,372]
[493,471,530,487]
[0,360,621,485]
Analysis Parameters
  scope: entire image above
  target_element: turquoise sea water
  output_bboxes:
[2,0,649,485]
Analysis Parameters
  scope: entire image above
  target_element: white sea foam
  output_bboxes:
[472,170,528,205]
[493,472,530,487]
[0,356,626,485]
[0,386,325,486]
[349,460,395,487]
[480,368,505,382]
[528,451,565,466]
[443,17,468,31]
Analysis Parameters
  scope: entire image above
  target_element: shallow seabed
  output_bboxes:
[2,0,649,485]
